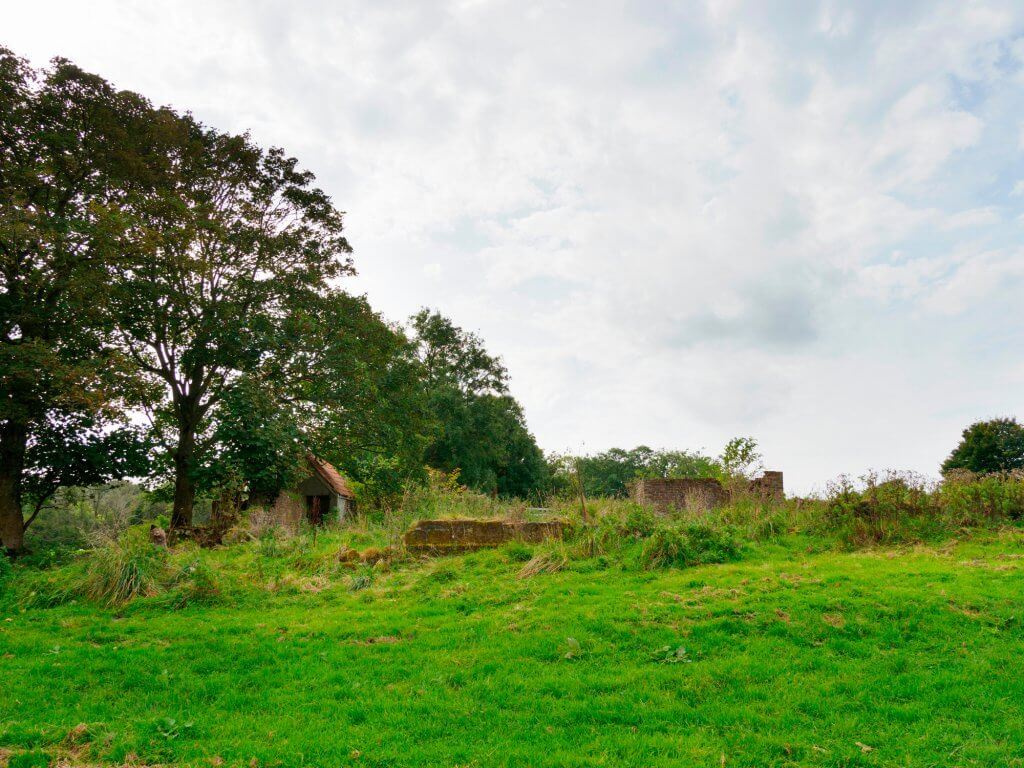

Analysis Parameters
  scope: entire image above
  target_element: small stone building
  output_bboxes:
[630,471,784,514]
[264,454,356,529]
[296,455,356,524]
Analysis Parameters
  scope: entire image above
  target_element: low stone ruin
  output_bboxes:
[404,519,568,553]
[630,471,784,514]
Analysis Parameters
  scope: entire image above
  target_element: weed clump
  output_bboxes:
[518,545,569,579]
[83,530,169,605]
[0,552,12,597]
[639,523,741,570]
[502,541,534,563]
[349,564,375,592]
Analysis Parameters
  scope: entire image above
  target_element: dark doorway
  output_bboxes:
[305,495,330,525]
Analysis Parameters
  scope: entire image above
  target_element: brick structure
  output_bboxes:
[630,478,729,513]
[630,471,784,514]
[404,519,568,553]
[749,471,785,501]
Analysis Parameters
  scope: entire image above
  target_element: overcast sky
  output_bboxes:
[7,1,1024,493]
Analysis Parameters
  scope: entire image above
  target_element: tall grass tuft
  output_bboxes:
[518,543,569,579]
[82,531,169,606]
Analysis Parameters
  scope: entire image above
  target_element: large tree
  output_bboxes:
[0,49,165,552]
[114,124,352,527]
[199,291,432,507]
[411,309,546,497]
[942,417,1024,476]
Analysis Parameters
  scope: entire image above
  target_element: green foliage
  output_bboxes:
[7,521,1024,765]
[639,523,741,570]
[411,310,547,498]
[0,550,12,596]
[82,530,169,606]
[621,504,658,538]
[348,564,375,592]
[939,470,1024,523]
[719,436,763,480]
[650,644,692,664]
[943,417,1024,475]
[501,540,534,563]
[9,751,51,768]
[821,470,1024,546]
[165,557,222,608]
[24,482,164,553]
[201,376,306,503]
[550,445,723,498]
[0,48,166,552]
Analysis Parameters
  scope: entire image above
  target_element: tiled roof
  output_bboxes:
[307,454,356,499]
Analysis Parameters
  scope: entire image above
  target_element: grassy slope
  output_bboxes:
[2,532,1024,767]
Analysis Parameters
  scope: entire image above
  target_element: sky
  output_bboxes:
[6,1,1024,494]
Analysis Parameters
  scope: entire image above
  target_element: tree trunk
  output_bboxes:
[170,421,197,529]
[0,420,29,554]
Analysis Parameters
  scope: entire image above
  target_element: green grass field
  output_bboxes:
[3,527,1024,767]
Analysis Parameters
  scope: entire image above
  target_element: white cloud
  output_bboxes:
[5,0,1024,492]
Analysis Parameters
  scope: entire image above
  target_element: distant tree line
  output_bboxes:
[548,437,763,499]
[0,49,545,553]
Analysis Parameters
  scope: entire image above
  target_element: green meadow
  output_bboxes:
[3,522,1024,767]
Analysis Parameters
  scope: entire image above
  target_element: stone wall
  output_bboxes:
[630,471,784,514]
[630,478,729,513]
[749,471,785,501]
[404,519,568,553]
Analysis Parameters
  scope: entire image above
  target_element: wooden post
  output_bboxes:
[574,458,589,525]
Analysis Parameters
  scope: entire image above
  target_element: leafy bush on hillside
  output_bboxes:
[822,470,1024,546]
[639,523,741,569]
[939,470,1024,524]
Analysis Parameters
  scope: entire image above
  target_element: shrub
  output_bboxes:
[166,557,222,608]
[639,523,741,570]
[620,504,657,538]
[939,470,1024,524]
[824,471,941,545]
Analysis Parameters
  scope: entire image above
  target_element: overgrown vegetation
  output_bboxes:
[7,469,1024,613]
[4,486,1024,765]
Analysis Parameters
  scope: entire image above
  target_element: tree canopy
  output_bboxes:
[942,418,1024,476]
[0,48,168,552]
[0,46,685,551]
[411,310,547,498]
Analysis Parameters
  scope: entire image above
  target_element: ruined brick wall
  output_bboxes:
[748,471,784,502]
[630,478,730,513]
[404,519,568,553]
[631,471,784,514]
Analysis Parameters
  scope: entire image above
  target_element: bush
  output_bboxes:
[639,523,741,570]
[822,470,1024,546]
[824,471,940,545]
[939,470,1024,524]
[620,504,657,538]
[165,557,222,608]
